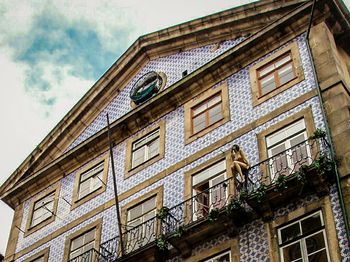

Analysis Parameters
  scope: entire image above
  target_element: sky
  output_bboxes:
[0,0,349,256]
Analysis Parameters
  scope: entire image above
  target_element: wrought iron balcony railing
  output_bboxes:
[68,248,107,262]
[76,137,333,261]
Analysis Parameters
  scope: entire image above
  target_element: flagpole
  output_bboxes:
[106,114,124,256]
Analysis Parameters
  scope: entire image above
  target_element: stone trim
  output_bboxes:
[62,218,103,262]
[71,154,110,210]
[23,247,49,262]
[184,81,230,144]
[10,91,317,260]
[249,41,304,107]
[184,239,239,262]
[267,196,341,262]
[124,121,166,179]
[24,184,61,237]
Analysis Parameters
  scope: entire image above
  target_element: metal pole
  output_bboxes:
[106,114,125,255]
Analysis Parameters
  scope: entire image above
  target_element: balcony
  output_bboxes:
[68,248,107,262]
[77,137,335,261]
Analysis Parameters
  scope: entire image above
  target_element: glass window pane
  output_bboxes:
[308,250,328,262]
[71,235,84,251]
[143,197,156,213]
[193,114,207,133]
[193,103,208,116]
[301,213,323,235]
[261,75,276,95]
[214,253,230,262]
[259,64,275,77]
[280,223,301,244]
[148,139,160,159]
[278,64,294,85]
[282,241,302,261]
[305,232,326,254]
[275,54,292,67]
[132,147,146,168]
[208,104,223,125]
[128,204,143,221]
[207,95,221,107]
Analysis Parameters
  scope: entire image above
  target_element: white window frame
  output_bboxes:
[278,210,331,262]
[30,192,55,228]
[78,162,104,200]
[131,129,160,169]
[125,196,157,252]
[192,160,228,220]
[266,119,311,181]
[69,228,96,261]
[203,250,232,262]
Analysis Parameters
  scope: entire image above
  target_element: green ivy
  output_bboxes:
[296,165,308,183]
[174,225,186,238]
[155,237,168,251]
[255,184,267,203]
[226,198,243,215]
[207,208,220,222]
[156,207,170,220]
[313,154,335,178]
[309,128,326,140]
[274,174,288,192]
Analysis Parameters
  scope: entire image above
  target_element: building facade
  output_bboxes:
[1,0,350,261]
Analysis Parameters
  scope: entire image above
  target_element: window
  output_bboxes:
[192,160,228,219]
[62,219,102,262]
[125,196,157,251]
[69,228,96,261]
[131,129,160,169]
[202,250,231,262]
[30,192,55,228]
[257,108,316,184]
[278,211,330,262]
[184,82,230,144]
[266,119,310,181]
[25,185,60,235]
[78,162,104,199]
[258,52,295,96]
[23,248,50,262]
[125,122,165,177]
[192,94,223,134]
[121,187,163,253]
[71,156,109,209]
[250,42,304,106]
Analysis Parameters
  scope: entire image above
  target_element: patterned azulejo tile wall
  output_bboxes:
[14,34,349,261]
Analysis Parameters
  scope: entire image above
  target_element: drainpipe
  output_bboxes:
[306,0,350,248]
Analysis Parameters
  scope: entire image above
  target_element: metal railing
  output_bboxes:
[68,248,107,262]
[100,216,159,260]
[76,137,332,262]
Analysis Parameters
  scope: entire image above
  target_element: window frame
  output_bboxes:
[184,82,230,144]
[267,197,340,262]
[71,155,109,210]
[249,42,304,107]
[125,121,165,178]
[184,240,239,262]
[25,184,61,236]
[184,151,235,223]
[257,108,317,184]
[277,210,331,262]
[62,218,102,262]
[23,247,50,262]
[120,186,163,252]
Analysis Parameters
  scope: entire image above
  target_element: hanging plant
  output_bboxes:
[156,207,170,220]
[309,128,326,140]
[174,225,186,238]
[238,191,248,202]
[207,208,220,222]
[255,184,267,203]
[226,198,244,216]
[155,236,168,251]
[274,175,288,192]
[296,165,308,183]
[313,154,335,178]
